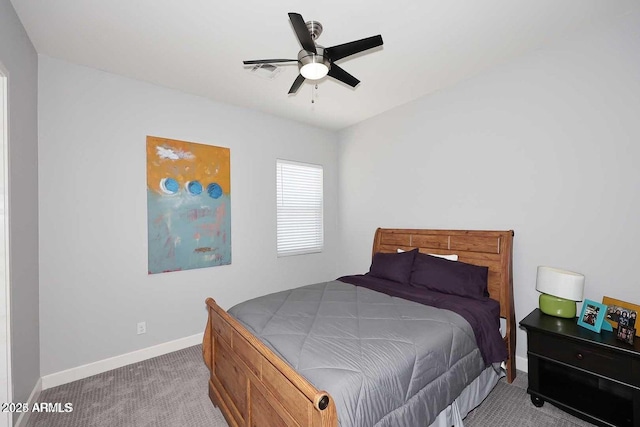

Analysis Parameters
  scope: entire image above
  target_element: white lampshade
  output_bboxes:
[536,266,585,301]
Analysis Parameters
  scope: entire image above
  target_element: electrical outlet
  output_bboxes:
[137,321,146,335]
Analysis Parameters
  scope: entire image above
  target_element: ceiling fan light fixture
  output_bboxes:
[298,48,330,80]
[300,62,329,80]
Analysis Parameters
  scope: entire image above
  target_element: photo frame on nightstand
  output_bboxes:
[616,325,635,345]
[577,299,608,332]
[603,296,640,337]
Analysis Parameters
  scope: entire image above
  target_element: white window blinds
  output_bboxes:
[276,159,323,256]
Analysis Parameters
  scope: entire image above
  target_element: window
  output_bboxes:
[276,159,323,256]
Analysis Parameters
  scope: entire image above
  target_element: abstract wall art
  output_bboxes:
[146,136,231,274]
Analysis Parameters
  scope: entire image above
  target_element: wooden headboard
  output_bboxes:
[372,228,516,382]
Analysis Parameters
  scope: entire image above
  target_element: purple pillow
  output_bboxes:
[410,252,489,299]
[368,249,418,284]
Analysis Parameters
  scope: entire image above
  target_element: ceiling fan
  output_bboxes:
[243,13,383,94]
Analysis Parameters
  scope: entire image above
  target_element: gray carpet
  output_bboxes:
[28,346,226,427]
[464,371,594,427]
[28,345,595,427]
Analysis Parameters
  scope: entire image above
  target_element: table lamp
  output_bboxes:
[536,266,585,318]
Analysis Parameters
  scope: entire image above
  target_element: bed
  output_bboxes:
[203,228,516,427]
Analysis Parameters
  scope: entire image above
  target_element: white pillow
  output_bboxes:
[397,248,458,261]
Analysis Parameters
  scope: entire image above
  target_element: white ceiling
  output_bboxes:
[10,0,640,130]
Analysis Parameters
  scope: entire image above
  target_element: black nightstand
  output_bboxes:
[520,308,640,427]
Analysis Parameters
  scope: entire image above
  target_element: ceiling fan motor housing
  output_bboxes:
[305,20,323,40]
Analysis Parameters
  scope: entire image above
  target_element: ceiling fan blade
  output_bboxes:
[288,74,306,94]
[326,35,383,62]
[327,64,360,88]
[288,13,317,54]
[243,59,298,65]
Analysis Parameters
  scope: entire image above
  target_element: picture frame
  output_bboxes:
[577,299,608,332]
[616,325,635,345]
[603,296,640,337]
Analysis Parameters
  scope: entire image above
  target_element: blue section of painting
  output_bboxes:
[207,183,223,199]
[147,190,232,274]
[163,177,179,194]
[187,180,203,195]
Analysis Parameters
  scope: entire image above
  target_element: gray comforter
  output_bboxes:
[228,280,486,427]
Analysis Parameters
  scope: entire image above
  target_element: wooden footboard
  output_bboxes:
[202,297,338,427]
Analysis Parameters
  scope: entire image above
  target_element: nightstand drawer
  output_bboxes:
[529,332,632,385]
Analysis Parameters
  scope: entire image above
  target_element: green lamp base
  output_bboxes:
[539,294,577,318]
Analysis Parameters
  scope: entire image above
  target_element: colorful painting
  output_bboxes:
[146,136,231,274]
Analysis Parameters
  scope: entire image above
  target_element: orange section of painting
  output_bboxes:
[146,136,231,194]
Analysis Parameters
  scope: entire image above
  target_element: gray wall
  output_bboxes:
[38,56,340,376]
[0,0,40,415]
[337,10,640,366]
[9,0,640,386]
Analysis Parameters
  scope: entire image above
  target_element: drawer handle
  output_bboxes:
[576,353,583,360]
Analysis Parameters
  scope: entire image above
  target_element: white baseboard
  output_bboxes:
[14,377,42,427]
[38,332,525,393]
[41,333,203,390]
[515,355,528,374]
